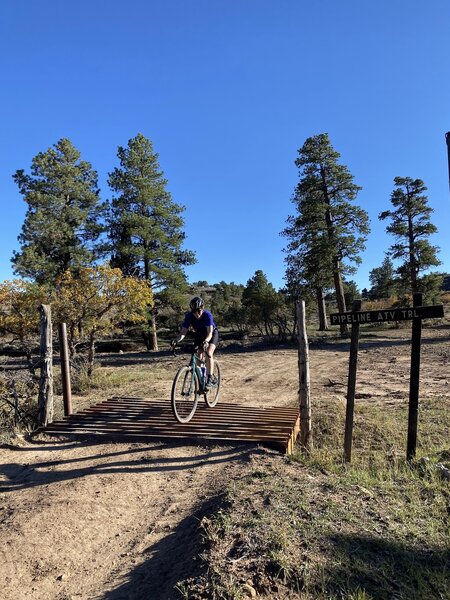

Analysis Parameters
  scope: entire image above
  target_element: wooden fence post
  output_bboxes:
[58,322,73,416]
[38,304,54,427]
[297,300,312,452]
[407,292,423,461]
[343,299,362,463]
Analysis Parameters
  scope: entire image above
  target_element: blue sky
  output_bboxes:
[1,0,449,291]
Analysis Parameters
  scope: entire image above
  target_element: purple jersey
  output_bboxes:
[182,309,216,338]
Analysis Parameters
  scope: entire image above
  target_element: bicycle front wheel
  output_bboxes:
[171,366,199,423]
[205,361,221,408]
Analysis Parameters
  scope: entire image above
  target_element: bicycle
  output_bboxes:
[170,343,221,423]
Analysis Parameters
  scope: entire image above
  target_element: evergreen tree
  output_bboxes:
[12,138,105,284]
[210,281,245,329]
[419,272,445,304]
[282,214,333,331]
[368,255,396,299]
[282,134,369,334]
[107,133,195,350]
[242,270,280,336]
[343,279,360,307]
[379,177,440,294]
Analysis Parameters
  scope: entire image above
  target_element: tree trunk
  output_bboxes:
[151,313,159,351]
[333,259,348,336]
[321,171,349,336]
[38,304,54,427]
[316,287,328,331]
[68,323,77,361]
[292,309,298,339]
[25,349,35,374]
[87,331,96,376]
[142,329,151,351]
[142,312,158,351]
[143,264,158,351]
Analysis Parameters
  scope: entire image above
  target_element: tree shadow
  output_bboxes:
[0,439,259,493]
[99,511,450,599]
[321,532,450,600]
[101,492,227,600]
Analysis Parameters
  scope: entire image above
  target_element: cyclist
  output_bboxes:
[172,296,219,389]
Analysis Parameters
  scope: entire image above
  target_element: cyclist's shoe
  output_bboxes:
[205,375,218,390]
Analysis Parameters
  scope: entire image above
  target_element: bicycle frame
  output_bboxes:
[171,342,221,423]
[190,347,207,391]
[173,344,207,391]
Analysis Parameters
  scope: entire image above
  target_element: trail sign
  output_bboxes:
[331,297,445,462]
[330,304,443,326]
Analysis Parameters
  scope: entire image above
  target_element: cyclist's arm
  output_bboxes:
[204,325,213,343]
[174,327,189,344]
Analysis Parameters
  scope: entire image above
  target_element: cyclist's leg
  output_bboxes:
[205,329,219,385]
[193,334,206,386]
[206,343,216,376]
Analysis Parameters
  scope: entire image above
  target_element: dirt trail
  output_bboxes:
[1,324,449,599]
[0,437,260,600]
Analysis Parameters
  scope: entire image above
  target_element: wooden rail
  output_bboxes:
[42,397,300,454]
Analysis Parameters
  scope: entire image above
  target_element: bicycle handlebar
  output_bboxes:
[170,342,206,358]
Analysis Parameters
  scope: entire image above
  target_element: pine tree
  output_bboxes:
[282,134,369,334]
[242,270,280,336]
[283,208,333,331]
[379,177,440,295]
[12,138,106,284]
[369,255,396,299]
[107,133,195,350]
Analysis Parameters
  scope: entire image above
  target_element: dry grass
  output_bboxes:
[179,395,450,600]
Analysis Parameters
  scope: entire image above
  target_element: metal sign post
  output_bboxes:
[407,293,423,460]
[344,300,362,463]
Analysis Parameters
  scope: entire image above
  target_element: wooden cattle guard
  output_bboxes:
[296,300,312,451]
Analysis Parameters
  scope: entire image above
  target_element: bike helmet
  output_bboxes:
[190,296,204,311]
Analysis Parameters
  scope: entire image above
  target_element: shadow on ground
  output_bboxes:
[0,439,257,493]
[99,516,450,599]
[321,532,450,600]
[101,493,227,600]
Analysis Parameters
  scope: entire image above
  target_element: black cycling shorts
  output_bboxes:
[195,328,219,348]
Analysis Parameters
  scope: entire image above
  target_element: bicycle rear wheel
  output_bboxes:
[204,361,221,408]
[171,366,199,423]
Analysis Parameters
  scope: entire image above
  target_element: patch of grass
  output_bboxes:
[180,397,450,599]
[69,361,169,395]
